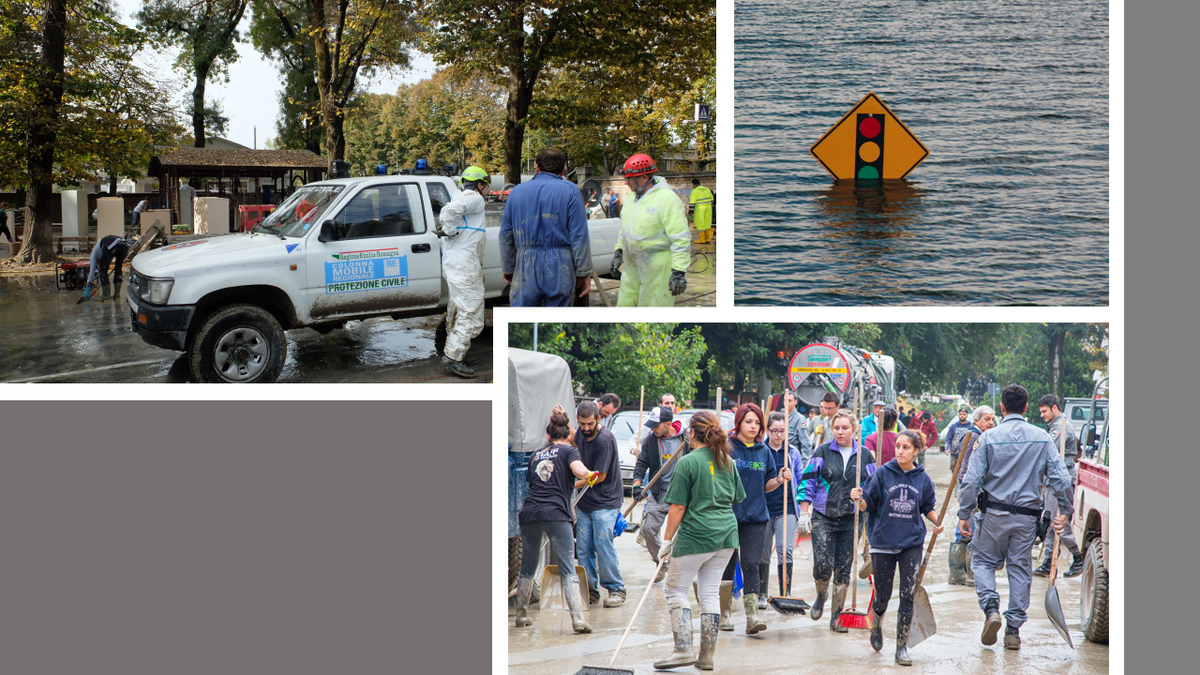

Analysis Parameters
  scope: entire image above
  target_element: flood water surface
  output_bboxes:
[735,0,1108,306]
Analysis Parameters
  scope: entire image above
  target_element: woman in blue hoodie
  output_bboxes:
[851,429,943,666]
[720,403,788,635]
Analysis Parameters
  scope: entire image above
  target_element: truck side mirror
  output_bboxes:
[318,220,339,243]
[1083,424,1096,457]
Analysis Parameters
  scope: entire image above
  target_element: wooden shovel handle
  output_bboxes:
[916,431,974,587]
[1047,420,1068,590]
[624,443,684,518]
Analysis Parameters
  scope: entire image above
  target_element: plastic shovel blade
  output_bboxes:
[909,584,936,647]
[1044,584,1075,648]
[539,565,589,612]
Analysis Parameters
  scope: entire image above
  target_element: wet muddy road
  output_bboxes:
[508,451,1107,674]
[0,273,492,383]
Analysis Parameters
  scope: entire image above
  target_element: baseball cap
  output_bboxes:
[645,406,674,428]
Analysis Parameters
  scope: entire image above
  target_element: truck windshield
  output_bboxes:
[256,186,345,238]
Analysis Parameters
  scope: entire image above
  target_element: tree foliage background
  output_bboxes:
[509,323,1108,411]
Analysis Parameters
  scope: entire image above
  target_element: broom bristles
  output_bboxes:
[572,668,635,675]
[837,609,871,630]
[769,596,810,615]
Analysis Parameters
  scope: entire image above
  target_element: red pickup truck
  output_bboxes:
[1071,379,1110,644]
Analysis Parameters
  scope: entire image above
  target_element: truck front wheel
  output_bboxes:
[189,304,286,383]
[1080,538,1109,643]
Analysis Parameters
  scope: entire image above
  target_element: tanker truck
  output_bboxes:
[786,337,897,417]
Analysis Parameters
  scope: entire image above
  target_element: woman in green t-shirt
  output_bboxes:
[653,411,745,671]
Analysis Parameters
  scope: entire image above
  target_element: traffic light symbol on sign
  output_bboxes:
[855,114,884,180]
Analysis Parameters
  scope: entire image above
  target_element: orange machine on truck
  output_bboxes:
[1072,376,1110,644]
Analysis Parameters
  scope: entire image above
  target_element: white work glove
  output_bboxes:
[797,511,812,535]
[659,537,676,562]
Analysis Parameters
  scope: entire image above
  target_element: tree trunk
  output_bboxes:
[109,174,118,194]
[1048,327,1066,402]
[16,0,68,264]
[502,9,536,185]
[193,65,210,148]
[324,104,345,162]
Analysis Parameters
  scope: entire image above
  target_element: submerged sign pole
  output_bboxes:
[810,93,929,181]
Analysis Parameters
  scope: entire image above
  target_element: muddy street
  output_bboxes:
[508,451,1108,674]
[0,273,492,383]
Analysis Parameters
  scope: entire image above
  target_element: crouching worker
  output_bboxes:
[850,429,943,666]
[82,235,130,301]
[513,410,598,634]
[437,166,490,378]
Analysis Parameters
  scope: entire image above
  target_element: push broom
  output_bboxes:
[836,425,870,630]
[769,416,810,615]
[571,556,671,675]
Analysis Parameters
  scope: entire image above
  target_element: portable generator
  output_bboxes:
[56,260,91,290]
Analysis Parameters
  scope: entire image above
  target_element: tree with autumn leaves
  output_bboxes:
[2,0,183,263]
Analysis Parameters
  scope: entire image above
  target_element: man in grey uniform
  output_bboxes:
[784,389,814,464]
[631,406,688,583]
[957,384,1073,650]
[1034,394,1085,578]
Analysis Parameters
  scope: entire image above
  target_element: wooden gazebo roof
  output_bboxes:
[150,148,328,174]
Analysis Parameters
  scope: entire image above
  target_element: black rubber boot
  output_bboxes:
[869,608,884,651]
[785,563,794,597]
[514,576,534,627]
[758,564,770,608]
[981,604,1002,646]
[810,579,829,621]
[1004,623,1021,650]
[1064,551,1085,578]
[440,354,476,378]
[696,613,718,670]
[1033,554,1053,578]
[653,607,695,669]
[895,642,912,666]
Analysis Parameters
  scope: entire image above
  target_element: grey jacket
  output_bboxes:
[1046,413,1079,473]
[788,410,814,464]
[957,414,1074,522]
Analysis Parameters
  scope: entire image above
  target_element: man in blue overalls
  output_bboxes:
[956,384,1074,651]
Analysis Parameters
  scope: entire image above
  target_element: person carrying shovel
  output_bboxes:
[512,409,599,634]
[849,429,943,666]
[956,384,1073,650]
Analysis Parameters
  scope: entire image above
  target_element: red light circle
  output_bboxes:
[859,117,881,139]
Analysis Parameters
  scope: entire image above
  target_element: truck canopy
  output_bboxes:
[508,348,577,454]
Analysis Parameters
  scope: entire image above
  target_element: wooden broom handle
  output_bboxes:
[916,431,974,587]
[1047,420,1068,589]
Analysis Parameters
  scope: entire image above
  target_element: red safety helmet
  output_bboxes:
[622,153,658,177]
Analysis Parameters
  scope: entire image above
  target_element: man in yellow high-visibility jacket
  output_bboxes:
[688,179,714,244]
[609,154,690,306]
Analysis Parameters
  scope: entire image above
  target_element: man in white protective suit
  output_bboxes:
[437,166,491,378]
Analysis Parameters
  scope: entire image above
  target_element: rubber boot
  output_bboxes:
[696,613,719,670]
[441,354,476,378]
[565,582,593,634]
[981,605,1002,646]
[743,594,766,634]
[965,547,975,585]
[777,564,787,597]
[895,641,912,666]
[896,614,912,665]
[652,607,695,669]
[948,542,969,585]
[1004,623,1021,650]
[718,580,734,631]
[758,564,770,608]
[514,576,534,627]
[1064,551,1085,578]
[655,560,670,583]
[810,579,829,621]
[1033,553,1053,578]
[869,608,884,652]
[829,583,848,632]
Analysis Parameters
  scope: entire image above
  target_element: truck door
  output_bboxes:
[305,182,441,320]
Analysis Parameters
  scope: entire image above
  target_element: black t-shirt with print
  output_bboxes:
[520,443,582,525]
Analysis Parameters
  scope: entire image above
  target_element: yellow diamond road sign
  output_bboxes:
[810,93,929,180]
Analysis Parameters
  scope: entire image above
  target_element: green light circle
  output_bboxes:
[857,166,880,180]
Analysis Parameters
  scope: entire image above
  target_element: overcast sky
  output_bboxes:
[115,0,436,149]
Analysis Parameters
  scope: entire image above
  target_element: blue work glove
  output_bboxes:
[610,249,623,278]
[668,270,687,296]
[614,512,628,537]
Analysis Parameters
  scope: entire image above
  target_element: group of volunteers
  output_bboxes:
[514,383,1077,670]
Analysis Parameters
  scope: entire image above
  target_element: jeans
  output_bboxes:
[769,513,798,565]
[518,520,577,579]
[576,508,625,594]
[665,548,734,614]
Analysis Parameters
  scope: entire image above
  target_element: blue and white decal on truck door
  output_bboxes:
[324,247,408,294]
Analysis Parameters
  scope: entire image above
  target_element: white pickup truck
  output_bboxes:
[128,175,620,382]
